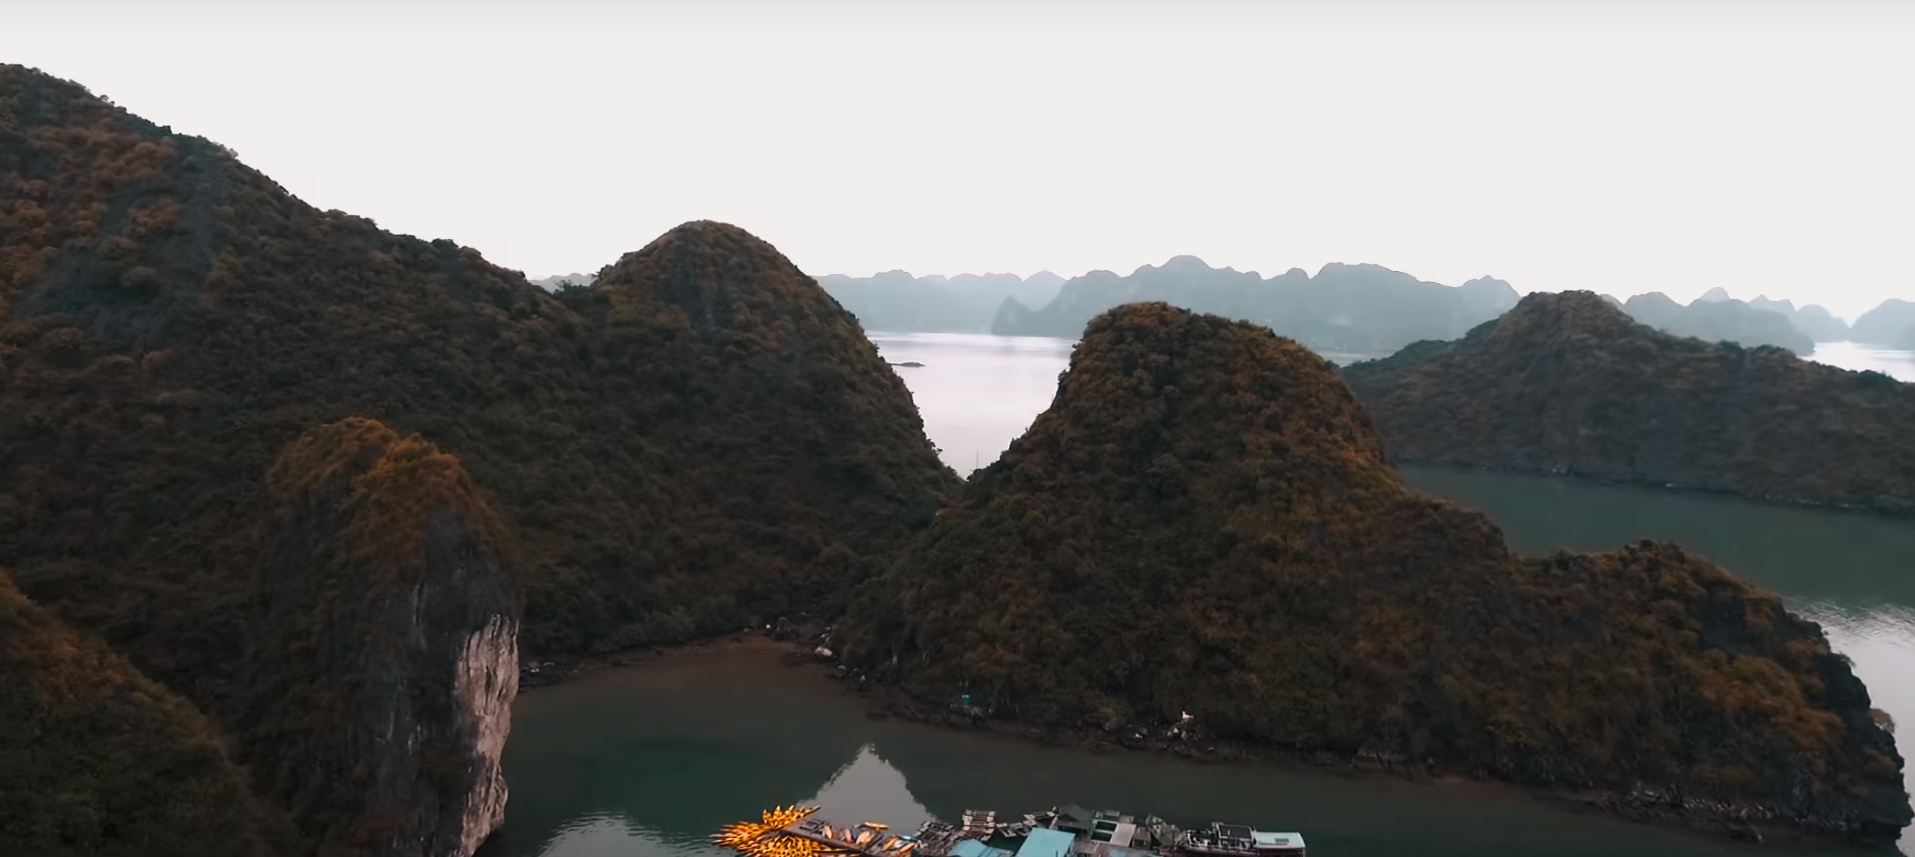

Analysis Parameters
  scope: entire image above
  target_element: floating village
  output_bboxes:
[713,805,1306,857]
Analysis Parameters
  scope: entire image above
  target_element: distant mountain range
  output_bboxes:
[988,258,1523,354]
[529,272,595,290]
[532,266,1906,356]
[815,270,1067,334]
[1620,292,1815,355]
[1853,299,1915,347]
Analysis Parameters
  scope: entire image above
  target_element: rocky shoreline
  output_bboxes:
[516,617,838,691]
[858,683,1893,850]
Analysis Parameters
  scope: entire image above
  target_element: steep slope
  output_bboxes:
[1343,291,1915,513]
[237,419,517,857]
[990,258,1517,354]
[0,570,289,856]
[845,303,1909,844]
[0,65,955,699]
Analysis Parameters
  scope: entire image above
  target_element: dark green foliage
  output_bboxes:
[1342,291,1915,515]
[0,64,957,713]
[0,570,291,856]
[0,63,956,851]
[846,302,1910,844]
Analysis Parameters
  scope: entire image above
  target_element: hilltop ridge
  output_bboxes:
[0,63,957,851]
[1342,291,1915,513]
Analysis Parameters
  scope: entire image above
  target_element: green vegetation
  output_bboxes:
[1,64,955,850]
[846,302,1911,844]
[0,570,291,855]
[3,62,1907,849]
[1342,291,1915,515]
[0,64,955,703]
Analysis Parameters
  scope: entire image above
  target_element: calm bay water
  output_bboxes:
[484,333,1915,857]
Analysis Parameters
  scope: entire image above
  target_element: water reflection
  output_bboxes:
[489,641,1874,857]
[533,814,717,857]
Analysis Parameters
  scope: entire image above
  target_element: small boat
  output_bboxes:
[1178,823,1306,857]
[865,822,890,830]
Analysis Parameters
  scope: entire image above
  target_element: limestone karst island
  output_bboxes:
[5,6,1915,856]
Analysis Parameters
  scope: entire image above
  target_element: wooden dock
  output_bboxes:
[776,815,927,857]
[959,810,997,838]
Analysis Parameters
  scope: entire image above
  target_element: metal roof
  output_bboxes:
[1015,828,1078,857]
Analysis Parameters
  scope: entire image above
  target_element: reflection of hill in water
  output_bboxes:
[483,649,874,856]
[485,646,1893,857]
[807,745,936,831]
[495,745,932,857]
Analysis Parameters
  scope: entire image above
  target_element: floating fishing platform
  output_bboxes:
[713,804,1303,857]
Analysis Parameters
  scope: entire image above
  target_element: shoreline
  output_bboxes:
[520,631,1898,853]
[516,630,792,691]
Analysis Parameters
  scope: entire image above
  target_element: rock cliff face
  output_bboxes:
[1342,291,1915,514]
[846,302,1910,845]
[238,418,519,857]
[0,570,290,855]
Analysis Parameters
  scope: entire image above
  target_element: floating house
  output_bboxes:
[712,804,1303,857]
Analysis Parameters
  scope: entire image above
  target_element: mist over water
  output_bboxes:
[486,333,1915,857]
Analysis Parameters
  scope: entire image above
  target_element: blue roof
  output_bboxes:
[951,841,1013,857]
[1015,829,1077,857]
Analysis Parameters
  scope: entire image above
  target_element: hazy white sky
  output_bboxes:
[5,0,1911,319]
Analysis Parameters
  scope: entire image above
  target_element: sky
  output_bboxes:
[5,0,1912,321]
